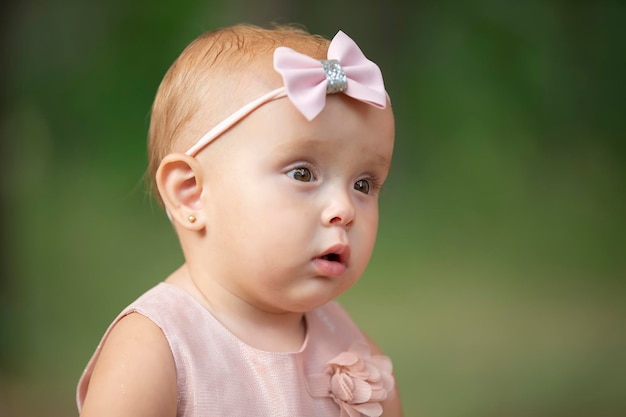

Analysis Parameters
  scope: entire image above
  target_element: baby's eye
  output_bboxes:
[287,167,315,182]
[354,179,371,194]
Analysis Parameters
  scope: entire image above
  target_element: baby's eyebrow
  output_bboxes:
[278,137,388,159]
[372,152,391,170]
[274,138,391,171]
[273,138,323,154]
[353,148,392,172]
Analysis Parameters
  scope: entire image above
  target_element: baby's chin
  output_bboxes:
[278,281,355,313]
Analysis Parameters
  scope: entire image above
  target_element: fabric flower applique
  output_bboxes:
[308,342,395,417]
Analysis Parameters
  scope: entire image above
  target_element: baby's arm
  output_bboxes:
[79,312,177,417]
[365,333,404,417]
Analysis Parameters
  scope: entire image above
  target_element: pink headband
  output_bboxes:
[185,31,387,156]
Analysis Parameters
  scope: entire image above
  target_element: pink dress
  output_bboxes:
[77,282,394,417]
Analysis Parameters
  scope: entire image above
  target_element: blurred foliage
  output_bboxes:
[1,0,624,416]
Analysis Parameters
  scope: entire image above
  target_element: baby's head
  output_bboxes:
[149,24,395,312]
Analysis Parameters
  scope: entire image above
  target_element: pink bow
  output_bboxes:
[274,31,387,121]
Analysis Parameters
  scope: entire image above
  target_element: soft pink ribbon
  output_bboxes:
[274,30,387,121]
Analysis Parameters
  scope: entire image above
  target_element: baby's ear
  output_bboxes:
[155,153,206,231]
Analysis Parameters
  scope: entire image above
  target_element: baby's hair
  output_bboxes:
[146,23,330,204]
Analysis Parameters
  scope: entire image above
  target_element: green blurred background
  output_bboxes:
[1,0,624,416]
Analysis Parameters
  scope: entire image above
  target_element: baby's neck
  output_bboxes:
[225,309,307,353]
[166,264,307,353]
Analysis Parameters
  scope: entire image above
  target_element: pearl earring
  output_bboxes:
[188,215,196,223]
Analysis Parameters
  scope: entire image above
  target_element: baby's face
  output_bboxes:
[198,94,394,314]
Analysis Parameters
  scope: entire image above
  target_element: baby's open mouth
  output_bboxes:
[316,244,350,268]
[313,245,350,276]
[320,253,341,262]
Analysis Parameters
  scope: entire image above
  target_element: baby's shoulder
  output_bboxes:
[79,312,177,416]
[105,311,169,351]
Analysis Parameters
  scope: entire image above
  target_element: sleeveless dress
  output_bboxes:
[76,282,394,417]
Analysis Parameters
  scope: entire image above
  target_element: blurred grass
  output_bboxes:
[1,0,625,416]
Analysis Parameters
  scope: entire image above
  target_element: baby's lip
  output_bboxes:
[316,243,351,266]
[312,243,351,277]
